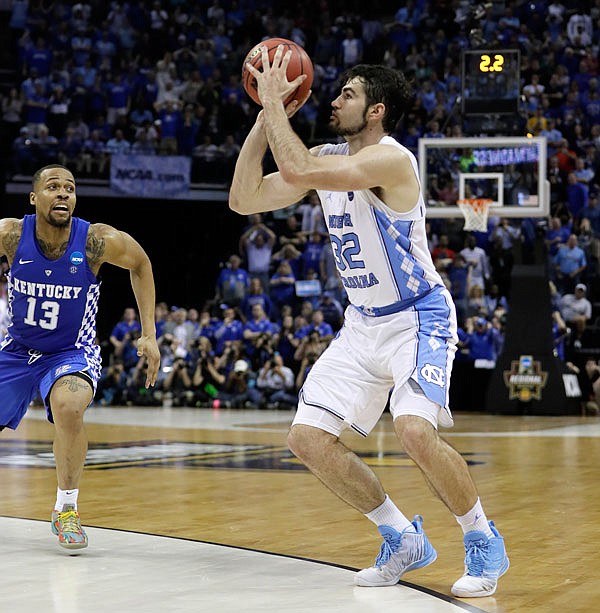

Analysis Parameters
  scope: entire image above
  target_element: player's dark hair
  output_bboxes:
[339,65,414,132]
[32,164,71,190]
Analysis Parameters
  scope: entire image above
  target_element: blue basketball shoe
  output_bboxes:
[354,515,437,586]
[451,521,509,597]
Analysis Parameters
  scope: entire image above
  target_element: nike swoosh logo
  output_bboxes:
[18,259,34,264]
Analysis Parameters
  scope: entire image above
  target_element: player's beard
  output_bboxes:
[47,211,71,228]
[329,107,369,137]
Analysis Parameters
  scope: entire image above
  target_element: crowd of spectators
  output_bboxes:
[2,1,600,410]
[1,0,397,182]
[90,202,346,409]
[1,2,596,184]
[82,199,595,412]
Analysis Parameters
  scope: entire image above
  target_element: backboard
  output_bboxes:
[418,136,549,218]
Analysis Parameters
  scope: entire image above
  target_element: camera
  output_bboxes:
[459,2,492,48]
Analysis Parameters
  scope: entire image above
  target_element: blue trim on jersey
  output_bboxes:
[413,290,455,407]
[354,286,437,317]
[373,210,430,301]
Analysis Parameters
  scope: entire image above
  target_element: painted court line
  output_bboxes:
[0,517,484,613]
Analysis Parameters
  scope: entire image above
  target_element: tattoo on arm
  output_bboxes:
[86,230,106,266]
[2,221,23,261]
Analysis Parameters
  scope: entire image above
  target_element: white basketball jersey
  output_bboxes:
[316,135,445,313]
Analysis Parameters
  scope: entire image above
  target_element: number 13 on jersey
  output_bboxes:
[23,297,60,330]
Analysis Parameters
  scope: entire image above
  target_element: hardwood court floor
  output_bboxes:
[1,407,599,612]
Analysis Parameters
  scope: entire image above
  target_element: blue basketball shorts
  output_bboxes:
[0,336,102,430]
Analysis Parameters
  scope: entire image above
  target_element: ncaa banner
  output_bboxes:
[110,155,191,198]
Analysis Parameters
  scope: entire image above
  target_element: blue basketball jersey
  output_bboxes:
[6,215,100,353]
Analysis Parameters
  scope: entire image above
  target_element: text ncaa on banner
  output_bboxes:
[110,155,191,198]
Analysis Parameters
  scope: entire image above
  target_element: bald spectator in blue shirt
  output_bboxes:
[215,254,250,308]
[555,234,587,294]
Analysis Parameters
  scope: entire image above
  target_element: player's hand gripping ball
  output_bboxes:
[242,37,314,106]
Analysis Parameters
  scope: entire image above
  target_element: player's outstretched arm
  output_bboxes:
[88,223,160,387]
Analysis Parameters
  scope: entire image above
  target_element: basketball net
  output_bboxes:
[457,198,492,232]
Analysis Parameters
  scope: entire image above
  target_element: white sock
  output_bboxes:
[55,488,79,511]
[455,497,494,538]
[365,495,414,533]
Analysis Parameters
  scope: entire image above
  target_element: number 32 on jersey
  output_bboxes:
[330,232,365,271]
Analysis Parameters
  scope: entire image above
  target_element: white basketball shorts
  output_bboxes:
[293,287,458,437]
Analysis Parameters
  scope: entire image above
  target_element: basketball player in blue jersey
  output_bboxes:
[230,51,509,598]
[0,164,160,550]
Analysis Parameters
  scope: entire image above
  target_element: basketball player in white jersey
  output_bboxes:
[230,48,508,598]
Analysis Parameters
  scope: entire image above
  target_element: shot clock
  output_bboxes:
[479,53,506,72]
[461,49,521,115]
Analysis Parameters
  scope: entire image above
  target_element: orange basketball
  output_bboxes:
[242,37,314,106]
